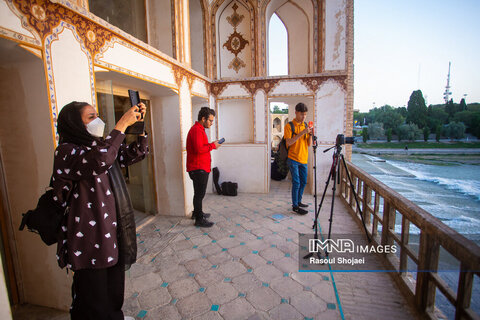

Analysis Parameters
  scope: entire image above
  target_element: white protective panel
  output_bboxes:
[215,144,267,193]
[254,90,266,143]
[0,1,38,40]
[218,83,250,98]
[191,79,208,97]
[98,40,176,86]
[315,80,345,143]
[51,27,93,110]
[218,99,253,143]
[270,80,310,95]
[324,0,346,71]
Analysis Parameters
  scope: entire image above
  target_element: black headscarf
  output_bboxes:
[57,101,97,146]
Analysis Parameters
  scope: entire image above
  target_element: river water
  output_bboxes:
[351,153,480,318]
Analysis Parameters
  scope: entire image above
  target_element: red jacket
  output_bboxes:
[186,122,216,172]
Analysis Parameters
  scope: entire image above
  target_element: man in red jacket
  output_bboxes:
[186,107,221,227]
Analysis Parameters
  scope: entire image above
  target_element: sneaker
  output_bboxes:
[293,206,308,215]
[298,202,309,208]
[191,212,211,220]
[194,217,214,228]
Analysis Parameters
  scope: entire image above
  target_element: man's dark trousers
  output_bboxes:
[189,169,210,216]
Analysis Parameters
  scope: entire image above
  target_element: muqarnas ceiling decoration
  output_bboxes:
[223,2,249,73]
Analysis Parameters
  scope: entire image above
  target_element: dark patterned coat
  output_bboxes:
[51,129,148,271]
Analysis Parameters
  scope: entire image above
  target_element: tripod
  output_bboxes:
[304,142,370,260]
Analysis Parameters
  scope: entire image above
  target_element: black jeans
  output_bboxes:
[70,262,125,320]
[189,169,210,217]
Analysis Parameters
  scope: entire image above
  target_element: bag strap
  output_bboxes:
[289,121,296,137]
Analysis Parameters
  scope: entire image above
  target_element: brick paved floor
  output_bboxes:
[13,180,419,320]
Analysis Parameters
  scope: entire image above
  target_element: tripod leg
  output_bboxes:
[340,154,371,242]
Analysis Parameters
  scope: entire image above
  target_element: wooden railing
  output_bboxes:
[339,161,480,320]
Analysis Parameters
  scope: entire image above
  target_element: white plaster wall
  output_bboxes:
[215,145,267,193]
[151,95,185,216]
[98,40,176,87]
[218,99,253,143]
[270,80,310,95]
[315,81,345,144]
[0,1,38,40]
[51,27,93,110]
[218,83,250,98]
[325,0,346,71]
[0,54,72,310]
[254,90,266,143]
[217,1,252,78]
[191,79,208,97]
[0,256,11,319]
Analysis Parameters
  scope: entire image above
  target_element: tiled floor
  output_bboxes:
[13,180,419,320]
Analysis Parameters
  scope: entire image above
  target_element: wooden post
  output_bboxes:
[455,265,473,320]
[400,216,410,274]
[363,184,371,225]
[415,232,440,315]
[381,201,395,246]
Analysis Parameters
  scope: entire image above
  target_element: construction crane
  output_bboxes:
[443,62,452,104]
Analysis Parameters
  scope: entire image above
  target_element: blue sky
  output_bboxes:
[269,1,480,112]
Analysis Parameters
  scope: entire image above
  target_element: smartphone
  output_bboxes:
[125,89,145,134]
[218,138,225,144]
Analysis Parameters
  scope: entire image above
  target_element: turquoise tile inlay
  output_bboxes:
[246,230,251,233]
[150,257,156,262]
[252,250,258,254]
[222,248,228,252]
[273,232,278,234]
[193,245,198,249]
[139,240,144,244]
[262,282,269,287]
[161,282,168,287]
[257,237,262,240]
[288,227,292,230]
[281,298,289,304]
[327,303,336,310]
[240,242,246,245]
[229,235,235,238]
[267,261,273,265]
[154,228,160,232]
[211,305,219,311]
[304,286,311,291]
[171,298,177,305]
[323,276,329,281]
[189,273,195,277]
[199,287,205,292]
[136,233,140,237]
[202,255,207,258]
[212,265,218,269]
[212,240,217,243]
[132,292,139,298]
[238,292,246,297]
[285,253,291,257]
[271,244,276,248]
[224,278,231,282]
[137,310,147,318]
[203,232,208,235]
[304,317,313,320]
[185,237,190,240]
[284,273,289,277]
[247,269,253,273]
[236,224,241,226]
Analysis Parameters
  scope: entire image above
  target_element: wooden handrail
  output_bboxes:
[339,160,480,319]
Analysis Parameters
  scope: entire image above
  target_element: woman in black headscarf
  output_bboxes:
[52,101,148,320]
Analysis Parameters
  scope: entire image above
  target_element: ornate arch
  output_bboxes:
[211,0,256,79]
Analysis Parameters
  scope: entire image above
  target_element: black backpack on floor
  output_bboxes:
[212,167,238,196]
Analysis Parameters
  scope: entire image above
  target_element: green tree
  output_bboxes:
[427,105,449,130]
[375,105,404,134]
[386,128,392,142]
[444,121,466,140]
[445,99,457,119]
[362,127,368,143]
[435,125,442,142]
[423,126,430,142]
[406,90,428,128]
[459,98,467,112]
[398,123,421,141]
[368,122,384,139]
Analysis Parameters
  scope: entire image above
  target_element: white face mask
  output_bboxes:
[86,117,105,138]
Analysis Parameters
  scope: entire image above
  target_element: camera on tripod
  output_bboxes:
[336,134,355,146]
